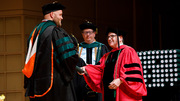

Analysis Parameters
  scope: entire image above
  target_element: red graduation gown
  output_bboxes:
[83,45,147,101]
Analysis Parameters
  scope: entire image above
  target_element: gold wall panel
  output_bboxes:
[0,55,5,72]
[1,0,23,10]
[0,37,4,52]
[5,35,21,52]
[24,17,39,35]
[0,74,6,91]
[6,55,22,72]
[5,17,21,34]
[6,92,23,101]
[0,18,3,34]
[24,34,30,52]
[7,73,23,91]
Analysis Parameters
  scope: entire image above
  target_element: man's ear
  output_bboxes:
[119,36,123,39]
[119,35,123,42]
[49,12,54,19]
[94,32,97,34]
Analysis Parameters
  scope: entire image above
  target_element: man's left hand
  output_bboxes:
[108,78,122,89]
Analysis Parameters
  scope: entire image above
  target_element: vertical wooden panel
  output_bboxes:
[24,34,29,51]
[0,18,4,52]
[0,18,3,34]
[6,92,23,101]
[0,74,6,91]
[6,55,22,72]
[0,37,4,52]
[7,73,23,91]
[5,35,21,52]
[5,17,21,34]
[0,55,5,72]
[0,0,23,10]
[24,17,39,35]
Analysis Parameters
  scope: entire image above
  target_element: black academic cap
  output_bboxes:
[79,22,97,31]
[106,27,126,37]
[42,1,65,15]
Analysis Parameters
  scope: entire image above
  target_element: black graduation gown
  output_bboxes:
[23,21,78,101]
[73,58,86,101]
[103,50,120,101]
[76,42,109,101]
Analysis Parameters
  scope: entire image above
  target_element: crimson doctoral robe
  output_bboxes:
[83,45,147,101]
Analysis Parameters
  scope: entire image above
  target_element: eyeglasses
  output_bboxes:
[107,35,117,40]
[82,31,94,35]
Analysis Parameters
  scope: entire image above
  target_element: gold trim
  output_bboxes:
[94,47,97,61]
[79,47,83,57]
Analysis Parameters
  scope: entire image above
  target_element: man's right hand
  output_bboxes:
[77,67,88,76]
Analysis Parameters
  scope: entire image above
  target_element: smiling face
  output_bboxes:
[107,32,123,48]
[51,10,63,27]
[82,29,96,44]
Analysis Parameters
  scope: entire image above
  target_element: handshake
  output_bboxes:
[75,66,87,75]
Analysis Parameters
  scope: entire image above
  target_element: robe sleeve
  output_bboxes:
[101,44,110,57]
[52,27,79,83]
[83,53,109,93]
[118,47,147,97]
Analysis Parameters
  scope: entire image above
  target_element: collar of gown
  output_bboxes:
[111,44,126,52]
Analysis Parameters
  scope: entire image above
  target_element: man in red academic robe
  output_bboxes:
[79,28,147,101]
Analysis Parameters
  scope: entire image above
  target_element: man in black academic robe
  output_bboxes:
[74,21,109,101]
[22,2,78,101]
